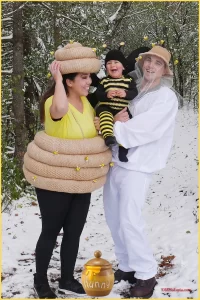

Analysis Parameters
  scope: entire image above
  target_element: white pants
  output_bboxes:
[103,165,157,280]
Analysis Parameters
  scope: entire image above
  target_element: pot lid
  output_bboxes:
[85,250,111,266]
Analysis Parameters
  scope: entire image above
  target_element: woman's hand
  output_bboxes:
[94,117,100,131]
[49,61,63,83]
[114,107,130,123]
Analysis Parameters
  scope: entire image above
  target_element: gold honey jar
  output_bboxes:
[81,250,114,296]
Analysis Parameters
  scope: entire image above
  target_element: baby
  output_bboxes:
[96,49,138,162]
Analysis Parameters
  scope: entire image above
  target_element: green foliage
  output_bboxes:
[1,150,26,212]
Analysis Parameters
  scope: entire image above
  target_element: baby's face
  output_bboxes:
[106,60,124,78]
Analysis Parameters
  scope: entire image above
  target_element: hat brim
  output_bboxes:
[58,58,101,74]
[138,52,173,76]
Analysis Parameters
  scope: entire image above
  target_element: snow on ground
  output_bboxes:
[1,106,198,299]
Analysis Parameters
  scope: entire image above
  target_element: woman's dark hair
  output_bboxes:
[40,73,77,123]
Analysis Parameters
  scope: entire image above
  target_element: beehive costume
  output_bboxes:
[23,42,113,298]
[95,49,138,162]
[23,42,112,193]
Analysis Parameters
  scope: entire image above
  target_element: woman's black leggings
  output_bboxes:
[35,188,91,281]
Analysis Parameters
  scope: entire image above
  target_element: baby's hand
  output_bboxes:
[116,89,126,98]
[107,90,117,98]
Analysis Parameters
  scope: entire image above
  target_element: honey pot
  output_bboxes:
[81,250,114,296]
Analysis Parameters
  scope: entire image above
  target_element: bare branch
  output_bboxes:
[1,50,13,57]
[1,70,13,75]
[108,3,122,23]
[172,2,182,16]
[106,2,132,39]
[3,2,28,17]
[1,35,13,43]
[58,13,97,35]
[38,3,102,40]
[2,17,12,22]
[122,9,151,19]
[39,2,54,14]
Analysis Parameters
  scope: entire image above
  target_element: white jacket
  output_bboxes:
[113,86,178,173]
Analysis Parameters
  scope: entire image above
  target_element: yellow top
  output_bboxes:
[44,96,97,139]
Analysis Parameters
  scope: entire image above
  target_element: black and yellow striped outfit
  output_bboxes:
[96,75,138,162]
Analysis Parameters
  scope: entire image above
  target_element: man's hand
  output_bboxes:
[94,108,129,131]
[114,107,130,123]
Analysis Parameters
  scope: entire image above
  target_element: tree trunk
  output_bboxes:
[23,5,39,142]
[53,3,62,50]
[12,2,26,168]
[177,58,184,107]
[105,2,132,45]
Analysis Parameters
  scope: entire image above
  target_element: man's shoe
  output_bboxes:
[105,136,117,147]
[58,278,86,295]
[114,269,136,284]
[34,273,57,299]
[130,277,157,298]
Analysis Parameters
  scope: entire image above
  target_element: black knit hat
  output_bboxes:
[105,50,127,68]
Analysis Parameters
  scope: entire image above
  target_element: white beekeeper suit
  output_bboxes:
[103,47,178,281]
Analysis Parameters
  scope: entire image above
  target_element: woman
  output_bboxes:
[99,46,178,298]
[30,42,102,298]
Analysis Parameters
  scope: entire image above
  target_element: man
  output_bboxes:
[103,46,178,298]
